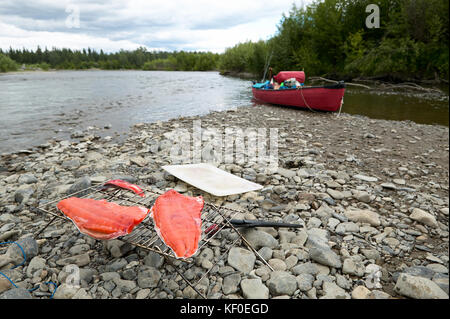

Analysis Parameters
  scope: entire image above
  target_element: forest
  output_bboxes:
[1,0,448,82]
[219,0,449,82]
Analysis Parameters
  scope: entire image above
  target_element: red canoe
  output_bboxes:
[252,81,346,112]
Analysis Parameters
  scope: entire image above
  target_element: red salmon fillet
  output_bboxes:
[150,190,204,259]
[57,197,149,240]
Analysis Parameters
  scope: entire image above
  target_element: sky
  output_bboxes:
[0,0,312,53]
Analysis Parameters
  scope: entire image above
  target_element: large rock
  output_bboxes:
[241,278,269,299]
[241,228,278,250]
[344,209,380,226]
[267,271,297,296]
[309,246,342,268]
[5,237,38,266]
[394,273,448,299]
[409,208,438,228]
[320,282,349,299]
[227,247,256,274]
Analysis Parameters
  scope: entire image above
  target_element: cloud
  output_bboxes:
[0,0,312,53]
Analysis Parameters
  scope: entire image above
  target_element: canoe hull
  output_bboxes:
[252,82,346,112]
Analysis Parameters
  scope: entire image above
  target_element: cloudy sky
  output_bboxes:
[0,0,312,53]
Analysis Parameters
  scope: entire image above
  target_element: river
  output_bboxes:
[0,70,448,154]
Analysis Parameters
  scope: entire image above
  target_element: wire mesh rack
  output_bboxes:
[33,184,272,299]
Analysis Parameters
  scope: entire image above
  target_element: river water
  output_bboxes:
[0,70,448,154]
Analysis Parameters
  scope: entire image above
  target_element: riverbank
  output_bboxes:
[0,104,448,299]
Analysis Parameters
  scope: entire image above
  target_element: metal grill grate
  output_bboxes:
[34,184,272,299]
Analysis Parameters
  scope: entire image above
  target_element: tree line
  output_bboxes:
[1,0,448,82]
[0,47,220,72]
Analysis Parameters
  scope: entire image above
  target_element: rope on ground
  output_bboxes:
[0,241,58,298]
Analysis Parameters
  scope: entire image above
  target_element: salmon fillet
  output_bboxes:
[57,197,149,240]
[150,190,204,259]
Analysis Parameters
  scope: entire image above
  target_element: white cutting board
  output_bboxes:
[162,163,263,197]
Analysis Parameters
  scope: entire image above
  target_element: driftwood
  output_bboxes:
[309,76,446,94]
[309,76,372,89]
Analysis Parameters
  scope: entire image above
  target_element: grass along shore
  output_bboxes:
[0,104,448,299]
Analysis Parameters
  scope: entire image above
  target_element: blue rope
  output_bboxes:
[0,241,57,298]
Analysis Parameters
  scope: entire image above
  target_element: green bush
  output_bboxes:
[0,53,18,72]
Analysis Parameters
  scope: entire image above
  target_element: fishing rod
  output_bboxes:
[261,49,274,82]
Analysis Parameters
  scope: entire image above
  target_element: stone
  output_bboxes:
[305,228,329,249]
[277,168,296,178]
[67,176,91,196]
[292,262,327,276]
[381,182,397,190]
[241,278,269,299]
[361,249,380,261]
[351,286,372,299]
[0,288,32,299]
[72,288,92,299]
[344,209,380,226]
[342,257,365,277]
[327,188,344,200]
[18,174,38,184]
[393,266,435,282]
[14,186,35,204]
[426,264,448,274]
[268,258,287,271]
[352,190,371,203]
[267,271,297,296]
[113,277,137,293]
[296,273,314,292]
[26,256,46,277]
[56,253,90,267]
[353,174,378,182]
[130,156,148,167]
[62,159,81,170]
[409,208,438,228]
[137,267,161,288]
[6,237,38,266]
[394,273,448,299]
[335,222,359,235]
[241,228,278,250]
[53,283,80,299]
[320,282,348,299]
[144,251,165,268]
[432,274,449,295]
[309,246,342,268]
[258,247,273,261]
[222,273,241,295]
[227,247,256,274]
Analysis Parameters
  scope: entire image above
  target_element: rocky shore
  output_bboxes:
[0,104,448,299]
